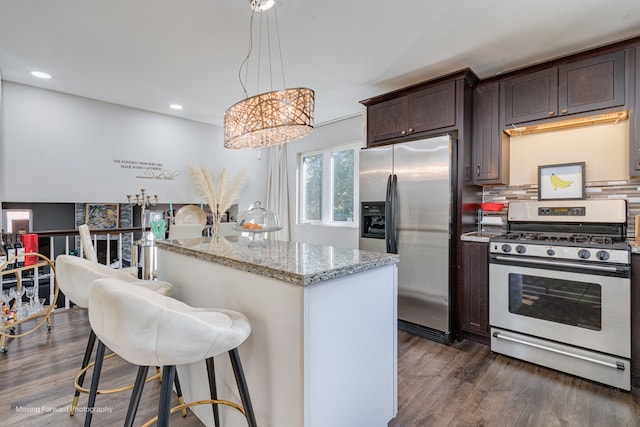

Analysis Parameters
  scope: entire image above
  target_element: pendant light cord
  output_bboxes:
[237,2,287,99]
[238,9,255,99]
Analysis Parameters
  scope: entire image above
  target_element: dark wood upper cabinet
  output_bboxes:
[407,81,456,134]
[503,68,558,125]
[472,81,508,184]
[559,50,625,115]
[362,77,460,146]
[503,50,626,126]
[631,46,640,175]
[366,97,408,144]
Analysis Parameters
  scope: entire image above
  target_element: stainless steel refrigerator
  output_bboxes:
[359,135,453,343]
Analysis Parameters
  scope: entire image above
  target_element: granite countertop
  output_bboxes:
[155,236,399,287]
[460,231,503,243]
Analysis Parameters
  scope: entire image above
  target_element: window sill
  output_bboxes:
[298,222,358,229]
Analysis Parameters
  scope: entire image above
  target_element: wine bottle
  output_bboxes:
[4,233,15,270]
[0,233,7,268]
[14,234,25,268]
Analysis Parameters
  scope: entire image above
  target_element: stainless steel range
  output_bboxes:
[489,199,631,390]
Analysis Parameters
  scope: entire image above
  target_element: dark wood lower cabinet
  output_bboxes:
[459,241,490,344]
[631,254,640,386]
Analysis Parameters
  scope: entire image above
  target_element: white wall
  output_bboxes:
[508,121,629,185]
[0,82,267,208]
[0,81,365,249]
[285,115,365,249]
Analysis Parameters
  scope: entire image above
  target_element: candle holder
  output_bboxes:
[126,189,158,233]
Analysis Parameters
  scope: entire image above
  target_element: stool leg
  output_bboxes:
[205,357,220,427]
[124,365,149,427]
[71,329,97,416]
[229,348,257,427]
[157,365,176,427]
[84,340,106,427]
[173,370,188,417]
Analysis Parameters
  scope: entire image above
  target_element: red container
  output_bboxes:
[480,202,505,212]
[20,234,39,266]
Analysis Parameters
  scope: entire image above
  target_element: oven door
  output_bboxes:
[489,256,630,358]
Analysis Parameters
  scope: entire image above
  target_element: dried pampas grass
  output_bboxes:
[188,164,247,230]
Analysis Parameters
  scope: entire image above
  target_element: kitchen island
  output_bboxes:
[156,236,399,427]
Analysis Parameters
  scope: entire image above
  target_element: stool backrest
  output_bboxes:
[88,277,249,367]
[55,255,139,308]
[78,224,98,263]
[168,224,204,239]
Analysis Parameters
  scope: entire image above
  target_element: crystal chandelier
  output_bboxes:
[224,0,314,149]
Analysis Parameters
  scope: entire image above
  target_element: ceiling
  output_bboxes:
[1,0,639,128]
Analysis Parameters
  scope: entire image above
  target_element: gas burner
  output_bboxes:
[536,234,568,242]
[589,235,614,245]
[569,234,590,244]
[504,232,540,240]
[566,234,615,245]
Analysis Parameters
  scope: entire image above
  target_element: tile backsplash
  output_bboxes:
[482,178,640,239]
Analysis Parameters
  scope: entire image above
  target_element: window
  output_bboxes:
[3,209,33,233]
[299,143,359,225]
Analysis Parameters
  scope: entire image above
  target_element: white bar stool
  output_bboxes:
[87,276,258,427]
[55,255,184,426]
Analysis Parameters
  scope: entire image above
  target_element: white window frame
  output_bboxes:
[2,209,33,233]
[298,142,360,227]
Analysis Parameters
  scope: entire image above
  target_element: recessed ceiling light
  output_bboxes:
[30,71,52,79]
[169,104,183,110]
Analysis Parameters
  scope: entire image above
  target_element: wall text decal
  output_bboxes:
[113,159,182,181]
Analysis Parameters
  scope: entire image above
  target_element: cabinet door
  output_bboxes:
[473,81,508,184]
[503,68,558,125]
[461,241,489,336]
[633,47,640,175]
[558,50,625,115]
[366,97,408,145]
[408,81,456,133]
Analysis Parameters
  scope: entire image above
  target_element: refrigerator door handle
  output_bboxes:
[384,175,391,253]
[386,174,398,254]
[391,174,398,253]
[385,175,393,253]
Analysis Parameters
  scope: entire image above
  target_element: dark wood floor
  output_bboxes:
[1,309,639,426]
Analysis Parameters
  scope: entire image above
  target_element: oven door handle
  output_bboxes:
[493,255,627,273]
[493,331,625,370]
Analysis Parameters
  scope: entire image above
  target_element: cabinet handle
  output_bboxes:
[408,128,414,133]
[477,164,481,177]
[400,130,406,135]
[561,108,568,114]
[548,111,555,116]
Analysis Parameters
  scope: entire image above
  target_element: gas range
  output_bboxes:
[489,199,632,390]
[489,199,630,265]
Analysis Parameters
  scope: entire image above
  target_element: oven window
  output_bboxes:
[508,274,601,330]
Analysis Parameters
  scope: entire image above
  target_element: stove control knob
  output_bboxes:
[596,250,610,261]
[546,249,555,256]
[578,249,591,259]
[501,244,512,253]
[515,245,526,254]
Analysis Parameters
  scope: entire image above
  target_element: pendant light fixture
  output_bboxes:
[223,0,315,149]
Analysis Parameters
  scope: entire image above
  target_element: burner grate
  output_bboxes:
[496,232,621,246]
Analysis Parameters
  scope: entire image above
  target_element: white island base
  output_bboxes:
[157,245,398,427]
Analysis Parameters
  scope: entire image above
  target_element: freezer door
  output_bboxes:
[359,145,392,202]
[394,136,451,333]
[359,146,392,254]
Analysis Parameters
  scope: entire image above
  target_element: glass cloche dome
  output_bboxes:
[234,201,282,246]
